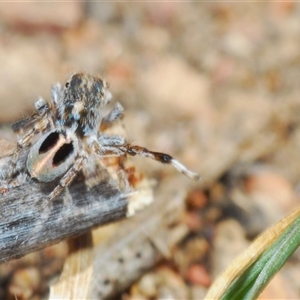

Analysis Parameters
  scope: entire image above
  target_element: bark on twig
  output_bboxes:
[0,139,152,263]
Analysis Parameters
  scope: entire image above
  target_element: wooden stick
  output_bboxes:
[0,139,152,264]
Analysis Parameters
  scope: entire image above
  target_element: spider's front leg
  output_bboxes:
[91,135,200,180]
[123,144,200,180]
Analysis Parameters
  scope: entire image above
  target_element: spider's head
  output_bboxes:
[58,73,112,136]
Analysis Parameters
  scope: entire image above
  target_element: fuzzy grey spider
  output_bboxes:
[2,73,199,201]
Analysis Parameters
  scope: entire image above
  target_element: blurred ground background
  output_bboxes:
[1,2,300,299]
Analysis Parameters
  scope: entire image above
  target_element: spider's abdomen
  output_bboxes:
[26,130,78,182]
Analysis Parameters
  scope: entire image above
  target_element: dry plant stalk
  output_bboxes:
[0,138,153,264]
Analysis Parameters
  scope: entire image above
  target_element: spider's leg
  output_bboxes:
[91,134,126,157]
[47,153,86,202]
[6,116,51,179]
[123,144,200,180]
[12,98,50,133]
[91,135,200,180]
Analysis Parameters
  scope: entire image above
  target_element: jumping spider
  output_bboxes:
[2,73,199,201]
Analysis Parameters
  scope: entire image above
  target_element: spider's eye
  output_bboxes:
[65,82,70,88]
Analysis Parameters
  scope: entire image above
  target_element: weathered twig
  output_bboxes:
[0,139,153,263]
